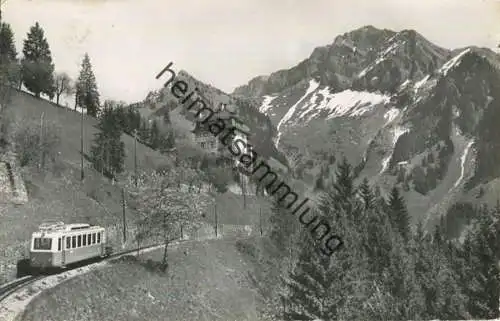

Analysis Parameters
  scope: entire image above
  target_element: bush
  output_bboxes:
[205,166,232,193]
[235,239,260,260]
[141,258,168,273]
[11,117,61,168]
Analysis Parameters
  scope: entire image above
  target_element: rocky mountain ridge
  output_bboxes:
[134,25,500,234]
[233,25,500,232]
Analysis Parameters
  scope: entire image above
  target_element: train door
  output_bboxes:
[62,236,66,266]
[99,231,104,257]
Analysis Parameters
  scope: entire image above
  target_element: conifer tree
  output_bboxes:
[333,157,356,202]
[280,233,335,321]
[387,186,411,241]
[464,208,500,318]
[0,21,19,105]
[358,177,375,210]
[76,53,100,116]
[268,198,296,254]
[138,119,149,142]
[89,104,125,178]
[0,22,17,63]
[365,204,393,277]
[149,119,161,149]
[319,157,357,221]
[314,174,324,191]
[21,22,54,98]
[164,129,175,150]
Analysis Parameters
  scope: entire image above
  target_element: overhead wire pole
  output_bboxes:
[80,105,84,181]
[259,207,263,236]
[122,187,126,244]
[134,129,137,187]
[39,112,44,170]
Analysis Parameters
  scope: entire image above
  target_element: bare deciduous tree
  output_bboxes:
[54,72,74,105]
[123,168,214,270]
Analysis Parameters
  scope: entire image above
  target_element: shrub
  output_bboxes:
[11,117,61,168]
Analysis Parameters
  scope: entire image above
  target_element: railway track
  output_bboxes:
[0,276,43,303]
[0,241,166,304]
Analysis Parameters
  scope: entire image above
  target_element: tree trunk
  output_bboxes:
[56,93,60,105]
[162,239,168,267]
[162,214,168,268]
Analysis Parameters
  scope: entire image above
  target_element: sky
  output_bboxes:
[2,0,500,104]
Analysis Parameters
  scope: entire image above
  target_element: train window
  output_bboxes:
[77,235,81,247]
[58,238,61,251]
[72,236,76,248]
[34,238,52,250]
[97,232,101,243]
[92,233,96,244]
[88,234,91,245]
[83,234,87,246]
[66,237,71,249]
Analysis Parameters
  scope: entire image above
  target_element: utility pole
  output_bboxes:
[39,112,44,170]
[122,187,126,243]
[134,129,137,187]
[214,203,218,238]
[80,106,84,181]
[259,207,262,236]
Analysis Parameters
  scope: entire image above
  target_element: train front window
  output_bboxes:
[33,237,52,250]
[66,237,71,249]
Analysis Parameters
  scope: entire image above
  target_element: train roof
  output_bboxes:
[32,222,104,236]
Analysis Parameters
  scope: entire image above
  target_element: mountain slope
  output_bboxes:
[135,70,288,167]
[233,25,500,232]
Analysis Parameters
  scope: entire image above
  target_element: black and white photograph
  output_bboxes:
[0,0,500,320]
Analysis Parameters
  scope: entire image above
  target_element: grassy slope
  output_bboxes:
[0,90,171,281]
[0,90,274,282]
[20,239,261,321]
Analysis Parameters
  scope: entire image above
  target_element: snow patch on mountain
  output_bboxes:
[380,156,391,175]
[379,125,410,175]
[399,79,411,90]
[414,75,430,90]
[259,95,276,115]
[439,48,471,76]
[358,41,403,78]
[383,108,400,126]
[295,88,391,122]
[454,140,475,189]
[272,78,391,147]
[275,79,319,147]
[393,126,410,146]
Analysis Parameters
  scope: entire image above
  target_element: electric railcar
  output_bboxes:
[29,222,113,270]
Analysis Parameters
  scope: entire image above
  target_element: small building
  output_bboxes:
[191,99,254,194]
[191,101,251,160]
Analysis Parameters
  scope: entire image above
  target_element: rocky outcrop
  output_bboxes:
[0,151,27,205]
